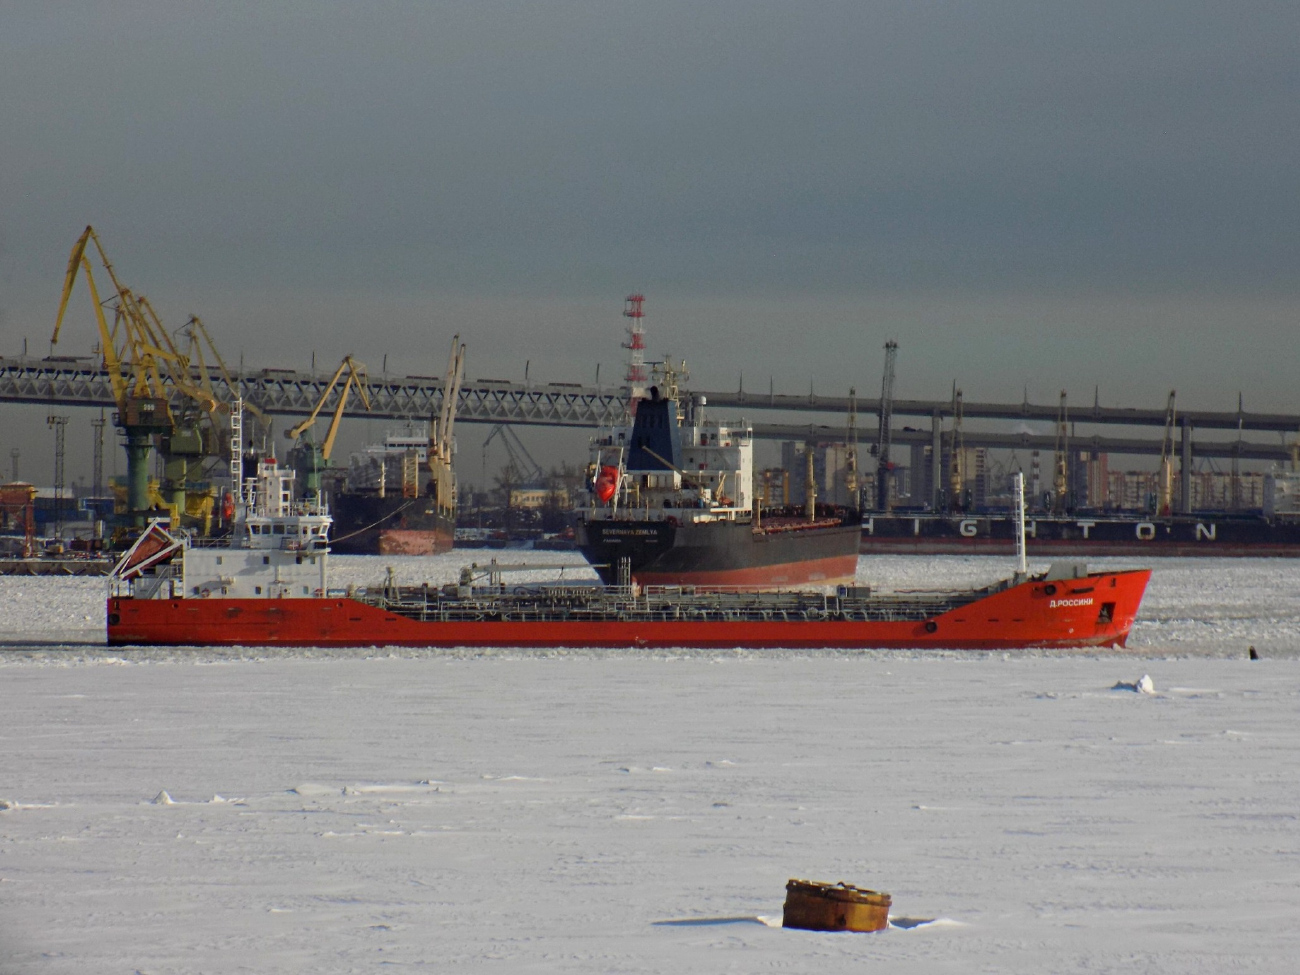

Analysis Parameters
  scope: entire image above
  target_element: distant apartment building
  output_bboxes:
[907,444,984,509]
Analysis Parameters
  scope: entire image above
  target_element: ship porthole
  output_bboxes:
[1044,584,1057,596]
[924,620,938,633]
[108,613,120,625]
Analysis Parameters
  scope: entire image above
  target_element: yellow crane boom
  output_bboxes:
[52,226,216,412]
[286,355,372,461]
[433,335,466,464]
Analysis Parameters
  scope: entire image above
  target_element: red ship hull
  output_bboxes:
[107,568,1150,650]
[375,527,455,556]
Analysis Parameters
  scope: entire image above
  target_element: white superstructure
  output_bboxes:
[111,457,331,601]
[581,394,754,526]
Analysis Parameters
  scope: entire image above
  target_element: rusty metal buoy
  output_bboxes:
[782,878,891,932]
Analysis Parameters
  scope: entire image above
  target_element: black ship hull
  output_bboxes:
[578,513,862,587]
[860,513,1300,556]
[329,493,454,556]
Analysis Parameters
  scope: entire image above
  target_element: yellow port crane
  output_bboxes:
[1157,391,1177,516]
[176,315,269,432]
[429,336,466,514]
[1053,391,1070,513]
[948,385,965,511]
[285,355,373,498]
[50,226,218,527]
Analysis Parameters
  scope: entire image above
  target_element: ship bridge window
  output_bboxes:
[273,524,286,535]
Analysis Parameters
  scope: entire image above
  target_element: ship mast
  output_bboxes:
[622,294,647,417]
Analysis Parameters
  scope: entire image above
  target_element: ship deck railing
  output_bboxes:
[353,583,989,625]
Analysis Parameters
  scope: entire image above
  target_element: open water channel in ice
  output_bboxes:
[2,556,1299,973]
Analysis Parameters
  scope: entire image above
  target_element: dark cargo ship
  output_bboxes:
[328,338,465,556]
[577,385,861,587]
[327,426,454,555]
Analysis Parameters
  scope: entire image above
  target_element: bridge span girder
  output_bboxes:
[1,359,1292,461]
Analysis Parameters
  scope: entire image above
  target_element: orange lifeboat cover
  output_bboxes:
[594,465,619,503]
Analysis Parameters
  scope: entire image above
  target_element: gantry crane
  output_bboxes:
[285,355,373,498]
[51,226,217,527]
[876,340,899,511]
[172,315,274,526]
[483,424,545,492]
[177,315,270,439]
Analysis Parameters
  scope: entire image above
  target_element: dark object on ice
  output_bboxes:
[782,879,891,933]
[1249,646,1259,660]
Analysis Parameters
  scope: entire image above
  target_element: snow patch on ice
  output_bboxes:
[1112,674,1156,694]
[344,782,442,794]
[0,799,57,811]
[291,783,340,797]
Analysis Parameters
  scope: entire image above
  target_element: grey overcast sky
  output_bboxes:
[2,1,1298,480]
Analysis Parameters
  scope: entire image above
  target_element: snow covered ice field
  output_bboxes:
[2,555,1299,972]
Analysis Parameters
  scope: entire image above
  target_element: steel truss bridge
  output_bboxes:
[2,356,1296,464]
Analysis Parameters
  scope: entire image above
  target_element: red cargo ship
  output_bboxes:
[106,460,1150,650]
